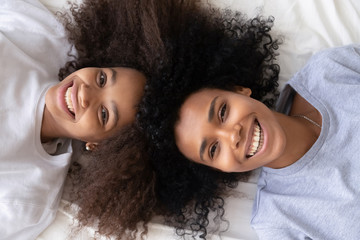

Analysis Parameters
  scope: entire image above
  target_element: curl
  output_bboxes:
[137,8,280,239]
[61,0,203,239]
[68,125,159,239]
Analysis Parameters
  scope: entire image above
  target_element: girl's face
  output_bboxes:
[43,67,146,143]
[175,88,287,172]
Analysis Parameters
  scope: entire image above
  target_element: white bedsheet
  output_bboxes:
[37,0,360,239]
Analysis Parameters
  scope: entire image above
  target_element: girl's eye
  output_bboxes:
[209,142,218,159]
[219,103,227,122]
[101,106,109,125]
[99,71,107,87]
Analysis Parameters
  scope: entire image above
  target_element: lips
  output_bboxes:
[58,80,76,119]
[65,86,75,116]
[246,120,264,158]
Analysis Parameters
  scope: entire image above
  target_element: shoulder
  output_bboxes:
[288,44,360,89]
[304,44,360,70]
[0,0,65,36]
[252,226,310,240]
[0,0,72,76]
[1,0,50,14]
[0,200,56,238]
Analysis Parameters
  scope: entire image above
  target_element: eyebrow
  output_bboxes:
[110,68,117,84]
[199,138,207,162]
[111,101,119,128]
[208,96,218,122]
[199,96,219,162]
[107,68,119,128]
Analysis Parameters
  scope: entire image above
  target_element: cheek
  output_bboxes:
[75,114,102,137]
[119,107,137,127]
[81,111,98,127]
[45,87,58,111]
[266,118,286,147]
[215,150,237,172]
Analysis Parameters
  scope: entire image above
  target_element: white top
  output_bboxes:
[251,45,360,240]
[35,1,360,240]
[0,0,73,239]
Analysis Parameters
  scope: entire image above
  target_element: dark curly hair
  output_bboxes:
[136,9,281,239]
[57,0,208,239]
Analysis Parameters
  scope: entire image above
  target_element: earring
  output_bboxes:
[85,142,97,151]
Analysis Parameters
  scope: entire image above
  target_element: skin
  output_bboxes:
[41,67,146,145]
[175,87,321,172]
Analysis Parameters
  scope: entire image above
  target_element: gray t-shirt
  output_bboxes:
[251,44,360,240]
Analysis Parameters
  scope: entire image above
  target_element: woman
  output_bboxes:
[0,0,184,238]
[175,45,360,239]
[136,8,360,238]
[134,10,280,239]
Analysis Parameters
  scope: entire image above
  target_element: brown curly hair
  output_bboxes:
[58,0,200,79]
[68,125,157,239]
[58,0,203,239]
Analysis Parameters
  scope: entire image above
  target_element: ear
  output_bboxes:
[232,86,252,97]
[85,142,98,151]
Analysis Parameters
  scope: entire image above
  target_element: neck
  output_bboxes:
[265,111,320,169]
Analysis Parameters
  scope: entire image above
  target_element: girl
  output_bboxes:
[137,10,360,238]
[0,0,183,238]
[45,0,205,239]
[135,11,280,239]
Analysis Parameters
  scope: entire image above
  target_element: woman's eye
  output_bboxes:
[99,71,107,87]
[209,142,218,159]
[101,106,109,125]
[219,103,227,122]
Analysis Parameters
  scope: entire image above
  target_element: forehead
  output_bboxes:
[182,88,224,109]
[175,89,223,161]
[178,89,221,129]
[109,67,146,129]
[112,67,146,88]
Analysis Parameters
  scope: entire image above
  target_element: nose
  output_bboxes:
[219,124,241,150]
[78,83,90,109]
[230,124,241,149]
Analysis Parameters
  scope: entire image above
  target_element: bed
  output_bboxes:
[36,0,360,239]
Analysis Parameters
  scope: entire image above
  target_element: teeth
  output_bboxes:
[247,121,263,157]
[65,87,75,115]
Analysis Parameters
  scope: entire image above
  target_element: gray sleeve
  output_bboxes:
[255,227,312,240]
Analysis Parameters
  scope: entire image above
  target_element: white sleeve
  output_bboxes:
[0,202,55,240]
[0,0,73,81]
[0,0,67,40]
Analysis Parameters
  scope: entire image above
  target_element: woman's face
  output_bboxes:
[175,88,287,172]
[43,67,146,143]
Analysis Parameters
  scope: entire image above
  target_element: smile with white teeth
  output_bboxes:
[65,86,75,116]
[246,121,264,158]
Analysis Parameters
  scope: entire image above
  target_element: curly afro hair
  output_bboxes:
[136,9,281,239]
[57,0,211,239]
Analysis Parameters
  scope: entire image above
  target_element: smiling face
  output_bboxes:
[174,88,287,172]
[42,67,146,143]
